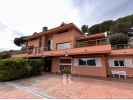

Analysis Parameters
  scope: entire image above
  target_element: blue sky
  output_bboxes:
[0,0,133,50]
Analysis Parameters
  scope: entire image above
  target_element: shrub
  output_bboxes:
[0,59,28,81]
[28,59,44,76]
[0,58,44,81]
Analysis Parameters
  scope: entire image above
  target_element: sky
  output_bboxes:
[0,0,133,51]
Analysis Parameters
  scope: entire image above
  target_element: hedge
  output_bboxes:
[0,58,44,81]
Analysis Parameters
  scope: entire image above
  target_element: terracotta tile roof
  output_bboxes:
[77,33,106,41]
[110,48,133,56]
[27,45,111,57]
[25,23,83,40]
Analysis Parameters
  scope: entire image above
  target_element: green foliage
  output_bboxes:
[28,59,44,75]
[81,14,133,35]
[109,33,128,45]
[89,24,100,34]
[77,40,89,47]
[0,59,28,81]
[0,52,10,59]
[63,69,71,75]
[99,20,114,32]
[14,36,27,46]
[0,58,44,81]
[110,20,132,33]
[87,20,114,34]
[81,25,89,33]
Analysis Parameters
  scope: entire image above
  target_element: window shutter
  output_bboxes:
[125,58,133,67]
[73,58,79,66]
[96,58,101,67]
[108,58,113,67]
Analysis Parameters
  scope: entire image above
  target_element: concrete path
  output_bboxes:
[0,74,133,99]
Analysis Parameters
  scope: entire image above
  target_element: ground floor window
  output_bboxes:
[79,58,96,66]
[60,58,71,63]
[113,60,125,67]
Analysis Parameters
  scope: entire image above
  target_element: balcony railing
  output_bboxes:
[26,46,50,54]
[111,44,130,49]
[77,38,110,47]
[24,44,132,55]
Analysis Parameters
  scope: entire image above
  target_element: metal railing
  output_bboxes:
[77,38,110,48]
[111,44,130,49]
[23,44,132,55]
[25,46,51,54]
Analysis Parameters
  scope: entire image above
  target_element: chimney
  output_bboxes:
[42,27,48,32]
[60,22,66,27]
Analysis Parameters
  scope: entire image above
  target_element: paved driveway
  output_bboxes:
[0,73,133,99]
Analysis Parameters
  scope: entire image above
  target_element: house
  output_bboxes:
[12,23,133,78]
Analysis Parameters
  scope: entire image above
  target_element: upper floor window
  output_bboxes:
[57,42,71,50]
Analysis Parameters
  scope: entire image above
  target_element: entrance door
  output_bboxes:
[44,57,52,72]
[59,57,72,74]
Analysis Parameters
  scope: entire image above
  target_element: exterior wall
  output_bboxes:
[108,56,133,77]
[71,55,108,78]
[26,28,82,51]
[51,57,60,73]
[41,36,46,49]
[27,38,40,48]
[51,55,108,78]
[71,29,83,48]
[52,29,82,50]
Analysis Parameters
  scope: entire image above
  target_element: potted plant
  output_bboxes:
[63,69,71,78]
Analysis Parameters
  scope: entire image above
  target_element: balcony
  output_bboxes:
[77,38,110,47]
[25,44,112,58]
[111,44,129,49]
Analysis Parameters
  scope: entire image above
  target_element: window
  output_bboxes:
[114,60,125,67]
[57,42,71,50]
[60,58,71,63]
[87,59,96,66]
[79,59,86,65]
[79,58,96,66]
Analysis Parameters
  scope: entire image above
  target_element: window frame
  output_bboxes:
[78,58,97,67]
[113,59,125,67]
[57,42,71,50]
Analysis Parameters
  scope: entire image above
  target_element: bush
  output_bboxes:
[109,33,128,45]
[0,58,44,81]
[28,59,44,76]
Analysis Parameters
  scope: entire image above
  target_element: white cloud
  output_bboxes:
[0,0,80,50]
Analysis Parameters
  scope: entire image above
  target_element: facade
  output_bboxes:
[12,23,133,78]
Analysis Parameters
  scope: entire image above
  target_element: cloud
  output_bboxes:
[0,0,80,50]
[72,0,133,26]
[0,21,21,51]
[0,0,133,50]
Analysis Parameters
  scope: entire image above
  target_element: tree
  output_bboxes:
[99,20,114,32]
[109,33,128,45]
[83,14,133,35]
[81,25,89,33]
[88,24,100,34]
[14,37,26,46]
[110,20,133,33]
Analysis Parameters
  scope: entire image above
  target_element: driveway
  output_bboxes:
[0,73,133,99]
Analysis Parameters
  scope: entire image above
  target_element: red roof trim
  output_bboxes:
[25,23,83,40]
[77,33,106,41]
